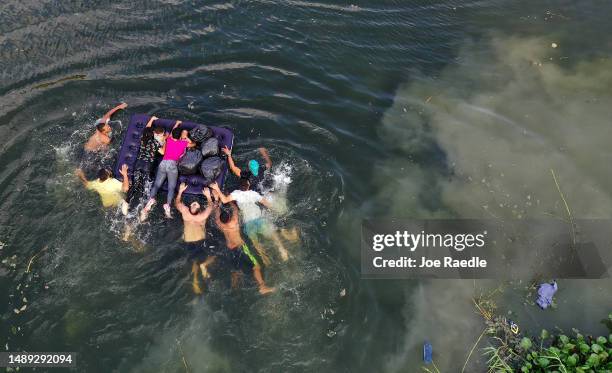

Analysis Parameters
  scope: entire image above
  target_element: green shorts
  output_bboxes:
[228,243,259,272]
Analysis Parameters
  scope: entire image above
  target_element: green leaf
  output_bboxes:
[597,336,607,345]
[565,354,577,366]
[541,329,549,340]
[592,344,603,353]
[587,353,600,367]
[559,335,570,345]
[521,337,533,350]
[563,343,576,352]
[548,346,561,355]
[579,343,591,354]
[537,357,550,367]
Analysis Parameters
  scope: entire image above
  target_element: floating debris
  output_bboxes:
[32,74,86,90]
[536,281,558,309]
[551,42,558,48]
[339,288,346,297]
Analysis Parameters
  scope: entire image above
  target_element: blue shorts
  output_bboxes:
[243,218,271,237]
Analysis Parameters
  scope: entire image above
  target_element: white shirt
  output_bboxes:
[230,190,263,222]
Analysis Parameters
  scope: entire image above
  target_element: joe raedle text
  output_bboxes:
[372,256,487,269]
[362,228,491,278]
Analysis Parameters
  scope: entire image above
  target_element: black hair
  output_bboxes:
[239,178,250,191]
[189,203,201,215]
[153,126,164,134]
[171,128,182,140]
[220,208,231,223]
[97,168,111,181]
[141,127,154,144]
[96,122,106,132]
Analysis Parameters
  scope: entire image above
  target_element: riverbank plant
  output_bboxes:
[486,313,612,372]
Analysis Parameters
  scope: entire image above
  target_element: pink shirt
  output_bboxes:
[163,137,188,161]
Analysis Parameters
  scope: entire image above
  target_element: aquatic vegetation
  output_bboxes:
[484,313,612,372]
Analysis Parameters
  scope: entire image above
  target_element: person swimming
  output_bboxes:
[210,180,289,264]
[140,120,189,220]
[83,103,127,153]
[76,164,130,208]
[222,146,271,192]
[214,201,274,295]
[175,182,215,294]
[78,103,128,179]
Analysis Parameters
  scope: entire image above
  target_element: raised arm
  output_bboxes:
[175,183,189,213]
[259,147,272,169]
[203,187,212,205]
[119,164,130,192]
[145,116,158,128]
[172,120,182,130]
[209,182,234,204]
[222,146,242,177]
[101,103,128,121]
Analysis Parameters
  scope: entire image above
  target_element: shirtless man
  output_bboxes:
[84,102,128,152]
[210,180,289,264]
[214,201,275,295]
[175,182,214,294]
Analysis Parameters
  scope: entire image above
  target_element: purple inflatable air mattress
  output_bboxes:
[114,114,233,195]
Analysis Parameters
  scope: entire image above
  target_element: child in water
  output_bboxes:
[140,120,189,220]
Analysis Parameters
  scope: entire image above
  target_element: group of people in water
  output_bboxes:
[75,103,298,295]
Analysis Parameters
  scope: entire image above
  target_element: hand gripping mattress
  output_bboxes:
[114,114,233,195]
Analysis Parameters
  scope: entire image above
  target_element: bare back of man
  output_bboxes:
[84,103,127,152]
[176,183,214,294]
[215,202,274,295]
[181,209,209,242]
[84,130,111,152]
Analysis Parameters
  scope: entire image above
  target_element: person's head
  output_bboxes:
[141,127,154,143]
[189,201,201,215]
[239,178,250,191]
[96,120,111,134]
[220,207,231,223]
[187,136,197,148]
[153,126,165,142]
[171,127,182,140]
[97,168,112,182]
[248,159,260,176]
